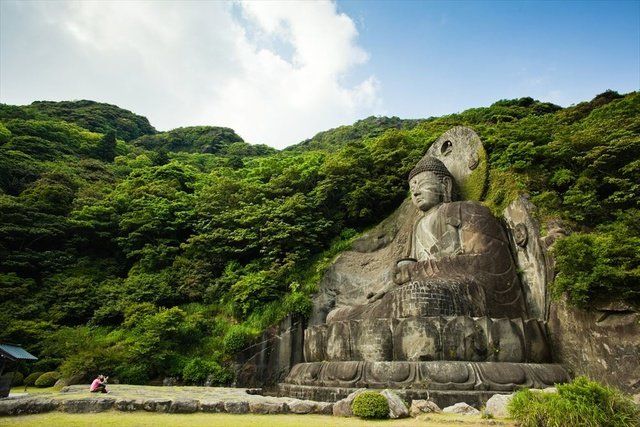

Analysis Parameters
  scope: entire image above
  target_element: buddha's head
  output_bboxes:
[408,156,456,211]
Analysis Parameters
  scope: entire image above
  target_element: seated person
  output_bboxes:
[90,374,109,393]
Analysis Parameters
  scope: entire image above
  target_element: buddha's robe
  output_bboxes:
[327,201,526,322]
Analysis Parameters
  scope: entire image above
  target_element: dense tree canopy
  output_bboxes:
[1,90,638,384]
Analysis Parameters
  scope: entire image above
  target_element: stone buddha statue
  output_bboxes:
[280,128,568,406]
[326,155,526,323]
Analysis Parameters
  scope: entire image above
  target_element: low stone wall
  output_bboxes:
[0,385,332,417]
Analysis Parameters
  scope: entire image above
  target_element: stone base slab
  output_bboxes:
[279,360,569,405]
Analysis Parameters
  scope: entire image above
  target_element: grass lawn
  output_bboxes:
[9,387,60,395]
[0,411,513,426]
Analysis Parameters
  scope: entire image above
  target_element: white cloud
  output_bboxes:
[0,0,381,148]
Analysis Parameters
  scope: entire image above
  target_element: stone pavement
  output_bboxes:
[0,385,332,416]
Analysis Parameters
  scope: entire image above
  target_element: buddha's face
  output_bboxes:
[409,171,445,211]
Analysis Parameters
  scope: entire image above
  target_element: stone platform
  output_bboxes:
[0,385,333,417]
[279,360,568,407]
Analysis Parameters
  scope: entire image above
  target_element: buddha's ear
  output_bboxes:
[442,176,453,203]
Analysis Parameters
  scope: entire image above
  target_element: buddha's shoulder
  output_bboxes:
[443,200,493,217]
[437,201,498,229]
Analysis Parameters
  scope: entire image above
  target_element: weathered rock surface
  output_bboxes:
[483,394,513,418]
[224,400,249,414]
[0,398,59,416]
[114,398,144,411]
[248,401,287,414]
[169,399,199,413]
[287,400,314,414]
[548,296,640,395]
[142,398,171,412]
[503,195,552,320]
[442,402,480,415]
[380,389,409,419]
[332,388,366,417]
[199,400,225,413]
[60,397,115,413]
[287,399,333,414]
[409,399,441,417]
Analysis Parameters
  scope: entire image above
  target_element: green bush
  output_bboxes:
[34,371,60,388]
[183,357,234,386]
[206,363,234,386]
[552,219,640,307]
[23,372,44,387]
[222,325,256,355]
[508,376,640,427]
[352,391,389,419]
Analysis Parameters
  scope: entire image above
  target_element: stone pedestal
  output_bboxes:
[279,360,568,407]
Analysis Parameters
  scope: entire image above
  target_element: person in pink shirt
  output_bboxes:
[90,374,108,393]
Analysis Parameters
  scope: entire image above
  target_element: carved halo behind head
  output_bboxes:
[424,126,489,201]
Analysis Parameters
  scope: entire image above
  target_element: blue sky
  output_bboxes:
[1,1,638,148]
[336,0,640,118]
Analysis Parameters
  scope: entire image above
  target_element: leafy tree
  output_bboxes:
[97,130,117,162]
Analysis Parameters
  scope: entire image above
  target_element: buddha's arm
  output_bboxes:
[393,253,489,284]
[394,253,491,284]
[395,213,511,284]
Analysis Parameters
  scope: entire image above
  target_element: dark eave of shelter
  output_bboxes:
[0,343,38,361]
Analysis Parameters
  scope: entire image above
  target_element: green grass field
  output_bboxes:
[0,411,513,427]
[9,387,60,395]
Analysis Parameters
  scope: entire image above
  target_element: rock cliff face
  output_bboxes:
[310,199,417,326]
[505,195,640,399]
[235,316,305,389]
[548,298,640,399]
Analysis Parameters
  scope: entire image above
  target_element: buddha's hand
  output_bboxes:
[393,263,413,285]
[367,290,385,302]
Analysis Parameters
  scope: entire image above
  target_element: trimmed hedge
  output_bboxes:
[23,372,44,387]
[352,391,389,419]
[34,371,60,388]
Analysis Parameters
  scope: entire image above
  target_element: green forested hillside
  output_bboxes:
[132,126,275,157]
[1,92,638,384]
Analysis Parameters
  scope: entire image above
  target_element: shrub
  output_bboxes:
[182,358,211,385]
[508,376,640,427]
[352,391,389,419]
[24,372,44,387]
[182,357,234,386]
[34,371,60,388]
[222,325,256,354]
[206,363,234,386]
